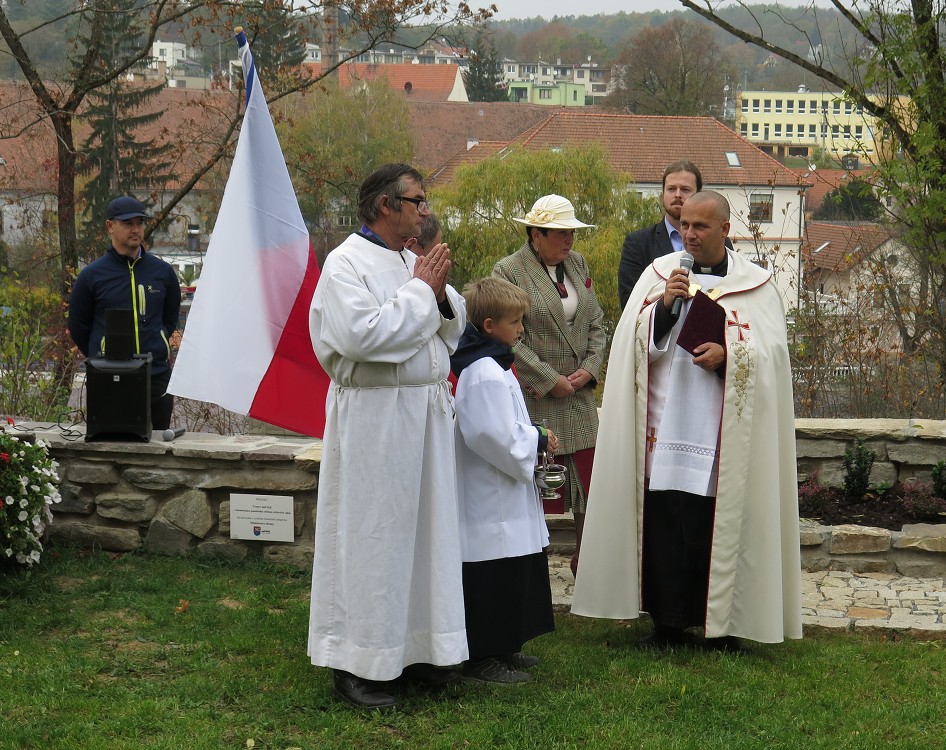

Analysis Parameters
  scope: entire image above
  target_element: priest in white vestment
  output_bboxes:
[307,164,468,711]
[572,191,802,651]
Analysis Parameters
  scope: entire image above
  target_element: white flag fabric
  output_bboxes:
[168,29,328,436]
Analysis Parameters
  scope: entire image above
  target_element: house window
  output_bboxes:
[855,125,863,138]
[740,123,748,136]
[786,100,794,113]
[572,90,577,101]
[775,99,783,113]
[576,70,584,79]
[539,89,551,99]
[832,124,840,138]
[543,67,551,75]
[844,125,852,137]
[741,99,748,112]
[844,102,852,114]
[763,98,771,112]
[786,124,793,137]
[752,98,760,112]
[748,193,774,223]
[833,101,841,114]
[751,123,760,137]
[337,215,354,227]
[809,124,816,138]
[774,124,782,137]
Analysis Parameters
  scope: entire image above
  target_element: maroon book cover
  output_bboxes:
[676,290,727,354]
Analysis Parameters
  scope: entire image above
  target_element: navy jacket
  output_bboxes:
[68,246,181,375]
[618,221,675,311]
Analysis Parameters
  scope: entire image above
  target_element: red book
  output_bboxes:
[676,290,727,355]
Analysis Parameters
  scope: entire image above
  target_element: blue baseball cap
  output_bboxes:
[106,196,149,221]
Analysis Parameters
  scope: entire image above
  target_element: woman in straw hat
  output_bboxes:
[493,195,606,577]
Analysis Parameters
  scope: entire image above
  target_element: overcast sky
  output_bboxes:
[489,0,832,21]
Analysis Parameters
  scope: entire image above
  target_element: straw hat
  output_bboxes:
[512,194,596,230]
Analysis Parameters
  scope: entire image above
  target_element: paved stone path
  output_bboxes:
[547,554,946,635]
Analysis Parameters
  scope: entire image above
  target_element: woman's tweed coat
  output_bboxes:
[492,243,607,457]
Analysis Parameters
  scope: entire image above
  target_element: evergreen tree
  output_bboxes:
[76,0,172,256]
[463,34,506,103]
[240,1,307,82]
[814,178,883,221]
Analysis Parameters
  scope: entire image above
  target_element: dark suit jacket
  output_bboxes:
[618,219,736,310]
[618,220,674,310]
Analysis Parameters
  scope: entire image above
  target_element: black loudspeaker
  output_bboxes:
[104,308,134,360]
[85,356,152,442]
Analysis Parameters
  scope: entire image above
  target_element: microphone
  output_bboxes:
[670,252,695,316]
[163,427,185,441]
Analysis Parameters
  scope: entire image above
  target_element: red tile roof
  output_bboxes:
[505,112,802,187]
[803,221,893,271]
[304,62,464,102]
[409,101,551,174]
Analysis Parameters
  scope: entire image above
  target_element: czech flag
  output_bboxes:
[168,28,329,437]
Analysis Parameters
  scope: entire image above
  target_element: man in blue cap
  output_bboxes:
[68,196,182,430]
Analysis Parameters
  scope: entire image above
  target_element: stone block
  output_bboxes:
[123,468,193,491]
[816,461,846,489]
[197,469,316,492]
[47,520,140,551]
[294,443,323,472]
[96,491,159,523]
[195,537,249,562]
[895,559,946,578]
[829,557,897,574]
[66,462,119,485]
[219,500,231,535]
[895,524,946,553]
[887,442,946,467]
[795,439,847,459]
[57,482,95,514]
[146,517,195,556]
[161,489,215,538]
[829,525,891,554]
[799,523,827,546]
[869,461,897,488]
[263,544,313,569]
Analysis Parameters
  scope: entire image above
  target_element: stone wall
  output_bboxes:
[9,418,946,575]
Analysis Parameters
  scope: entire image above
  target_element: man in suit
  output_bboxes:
[618,160,702,310]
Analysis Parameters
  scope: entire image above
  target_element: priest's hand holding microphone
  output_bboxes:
[663,251,724,373]
[663,251,694,315]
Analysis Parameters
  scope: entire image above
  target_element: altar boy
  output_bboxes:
[450,277,557,684]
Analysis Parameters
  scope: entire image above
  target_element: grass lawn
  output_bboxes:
[1,548,944,750]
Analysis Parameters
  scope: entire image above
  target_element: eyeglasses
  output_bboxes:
[397,195,430,212]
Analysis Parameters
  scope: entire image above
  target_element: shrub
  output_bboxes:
[932,460,946,500]
[843,438,876,500]
[798,475,835,517]
[898,479,946,521]
[0,425,62,567]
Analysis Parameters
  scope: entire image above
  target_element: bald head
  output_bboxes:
[680,190,730,267]
[684,190,730,222]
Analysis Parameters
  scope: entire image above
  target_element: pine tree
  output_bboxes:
[76,0,172,256]
[463,34,507,103]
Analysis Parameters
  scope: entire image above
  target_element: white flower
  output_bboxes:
[29,550,41,562]
[19,498,28,508]
[4,549,12,558]
[17,510,27,522]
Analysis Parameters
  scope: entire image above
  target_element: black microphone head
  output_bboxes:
[679,251,695,271]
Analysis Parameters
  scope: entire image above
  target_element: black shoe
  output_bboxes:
[398,662,461,688]
[636,626,692,650]
[463,657,531,684]
[333,670,399,712]
[502,652,540,669]
[702,636,752,655]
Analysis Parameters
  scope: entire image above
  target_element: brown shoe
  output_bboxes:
[333,670,399,712]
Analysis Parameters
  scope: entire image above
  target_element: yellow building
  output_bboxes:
[736,86,893,165]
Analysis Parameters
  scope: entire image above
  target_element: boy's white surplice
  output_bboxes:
[454,358,550,562]
[307,233,468,681]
